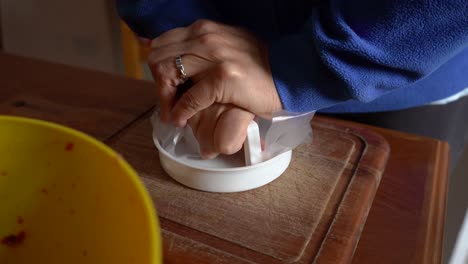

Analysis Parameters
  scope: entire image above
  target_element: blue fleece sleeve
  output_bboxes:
[269,0,468,112]
[116,0,219,39]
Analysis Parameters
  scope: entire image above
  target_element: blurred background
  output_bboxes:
[0,0,124,75]
[0,1,466,263]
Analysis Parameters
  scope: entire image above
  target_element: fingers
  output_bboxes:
[149,54,211,82]
[187,104,223,159]
[150,20,215,49]
[170,72,219,127]
[149,21,252,65]
[170,63,241,126]
[149,33,243,66]
[186,111,201,143]
[148,19,281,132]
[151,19,222,49]
[150,27,188,49]
[187,104,254,159]
[193,105,225,159]
[149,60,178,122]
[149,54,212,122]
[214,107,254,155]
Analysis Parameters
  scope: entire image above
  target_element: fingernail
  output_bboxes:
[201,152,218,160]
[172,118,187,127]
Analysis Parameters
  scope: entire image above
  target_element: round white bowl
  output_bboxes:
[153,137,292,193]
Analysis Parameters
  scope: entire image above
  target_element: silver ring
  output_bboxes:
[175,55,188,82]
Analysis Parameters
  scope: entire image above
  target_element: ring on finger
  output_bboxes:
[175,55,188,82]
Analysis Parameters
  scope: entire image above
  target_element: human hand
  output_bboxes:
[187,103,254,159]
[148,19,282,127]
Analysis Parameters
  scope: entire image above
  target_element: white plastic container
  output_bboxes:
[153,137,292,193]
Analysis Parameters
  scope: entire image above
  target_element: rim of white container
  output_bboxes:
[153,137,291,172]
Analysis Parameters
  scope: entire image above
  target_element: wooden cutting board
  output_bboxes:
[109,114,389,264]
[0,54,447,264]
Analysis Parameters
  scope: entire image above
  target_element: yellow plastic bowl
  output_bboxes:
[0,116,161,264]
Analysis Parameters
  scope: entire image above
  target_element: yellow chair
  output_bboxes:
[119,21,150,79]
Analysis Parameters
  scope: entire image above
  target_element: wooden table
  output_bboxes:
[0,53,448,263]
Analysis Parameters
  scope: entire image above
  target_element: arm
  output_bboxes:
[116,0,220,38]
[269,0,468,112]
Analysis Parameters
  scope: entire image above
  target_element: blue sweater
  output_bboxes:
[117,0,468,113]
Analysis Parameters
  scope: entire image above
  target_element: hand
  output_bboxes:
[187,103,254,159]
[148,19,282,127]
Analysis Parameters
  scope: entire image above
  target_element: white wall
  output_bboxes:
[0,0,121,73]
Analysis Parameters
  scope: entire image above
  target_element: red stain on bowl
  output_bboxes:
[16,216,24,225]
[81,249,88,257]
[1,231,26,247]
[65,142,74,151]
[0,171,7,176]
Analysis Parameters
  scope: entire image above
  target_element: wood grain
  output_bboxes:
[108,113,389,263]
[0,54,448,263]
[0,52,155,140]
[318,117,449,264]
